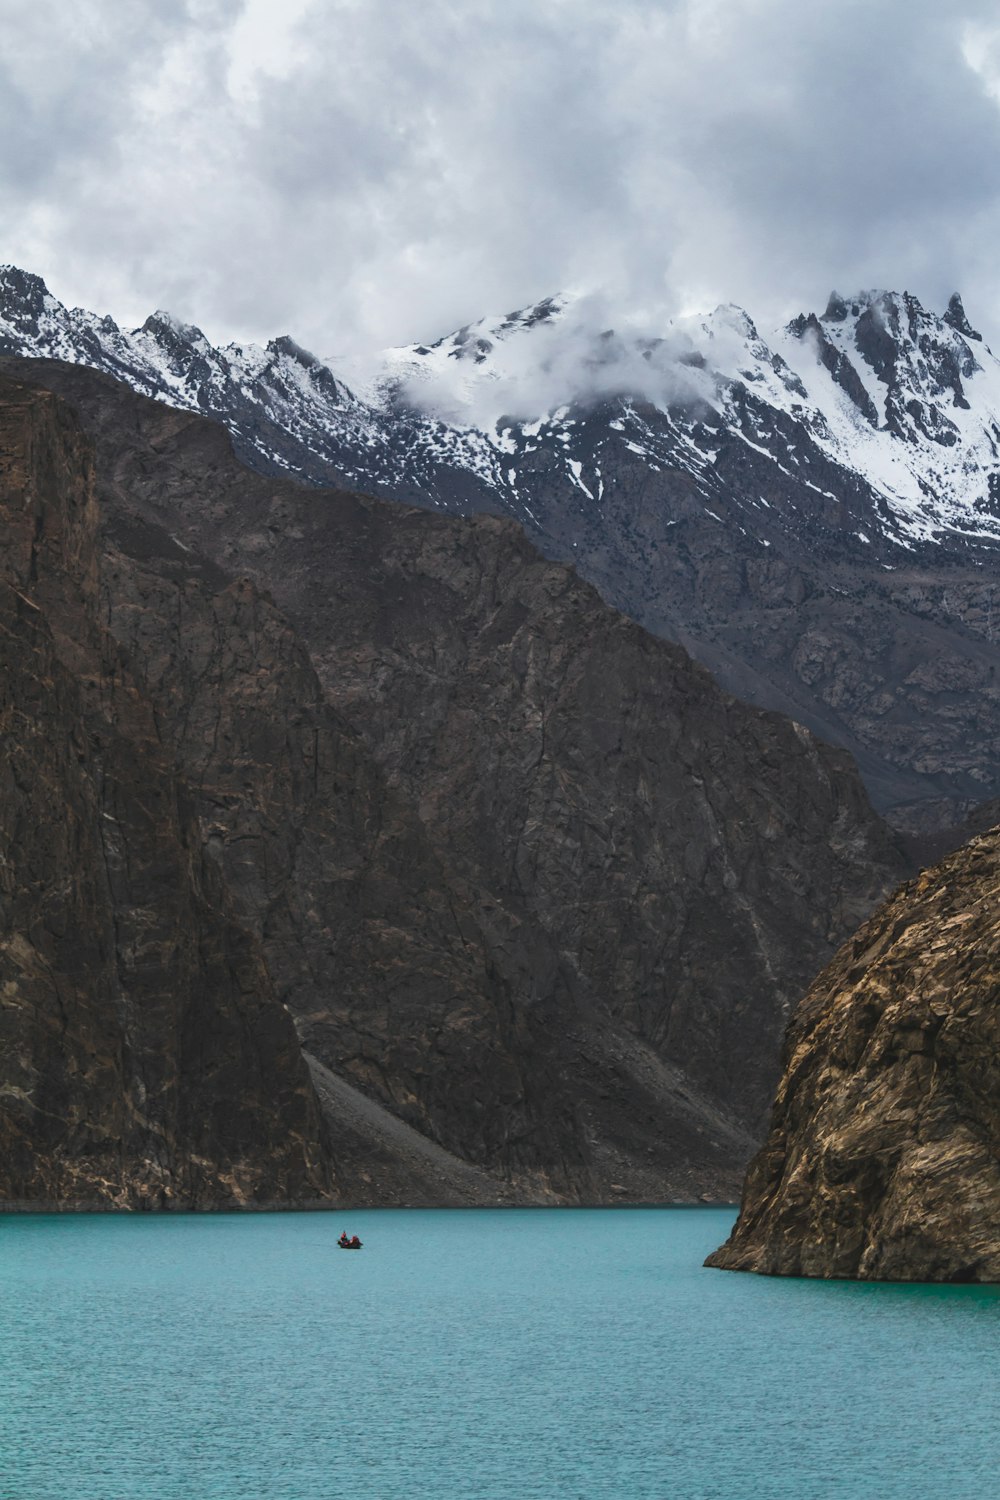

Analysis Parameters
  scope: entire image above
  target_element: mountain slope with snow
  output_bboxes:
[2,265,999,827]
[350,284,1000,553]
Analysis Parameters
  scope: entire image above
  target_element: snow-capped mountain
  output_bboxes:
[353,284,1000,553]
[5,264,1000,552]
[3,263,1000,829]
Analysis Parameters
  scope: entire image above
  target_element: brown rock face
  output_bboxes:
[707,827,1000,1280]
[0,380,332,1207]
[0,362,911,1203]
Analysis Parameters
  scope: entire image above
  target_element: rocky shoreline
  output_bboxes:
[707,827,1000,1281]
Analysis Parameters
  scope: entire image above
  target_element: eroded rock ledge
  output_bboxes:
[707,827,1000,1280]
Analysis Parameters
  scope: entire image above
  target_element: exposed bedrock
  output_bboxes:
[707,826,1000,1280]
[0,381,332,1207]
[0,364,909,1202]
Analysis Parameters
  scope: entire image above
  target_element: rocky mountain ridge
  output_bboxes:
[2,268,999,827]
[0,358,909,1204]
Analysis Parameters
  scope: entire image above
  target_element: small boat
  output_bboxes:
[337,1236,363,1250]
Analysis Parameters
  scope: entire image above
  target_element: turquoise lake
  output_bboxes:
[3,1206,1000,1498]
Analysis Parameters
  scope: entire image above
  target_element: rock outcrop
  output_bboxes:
[0,380,333,1207]
[707,827,1000,1280]
[0,361,909,1203]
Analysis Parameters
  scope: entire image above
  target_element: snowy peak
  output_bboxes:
[0,264,54,327]
[370,291,762,431]
[419,293,570,358]
[802,286,984,435]
[370,284,995,490]
[943,291,982,342]
[862,291,980,441]
[141,310,213,357]
[0,267,361,444]
[423,293,569,363]
[369,293,582,421]
[760,287,1000,542]
[2,264,1000,554]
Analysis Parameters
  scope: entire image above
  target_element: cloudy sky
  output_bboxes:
[5,0,1000,356]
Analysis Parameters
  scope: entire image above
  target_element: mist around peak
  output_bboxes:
[375,290,733,430]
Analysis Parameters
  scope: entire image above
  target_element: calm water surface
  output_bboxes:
[2,1207,999,1499]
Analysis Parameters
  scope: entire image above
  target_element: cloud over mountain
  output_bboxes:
[5,0,1000,354]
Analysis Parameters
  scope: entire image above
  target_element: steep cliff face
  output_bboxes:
[98,515,637,1201]
[0,380,333,1207]
[252,496,900,1130]
[0,360,912,1206]
[707,827,1000,1280]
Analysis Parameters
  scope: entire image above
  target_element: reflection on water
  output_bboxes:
[2,1207,999,1499]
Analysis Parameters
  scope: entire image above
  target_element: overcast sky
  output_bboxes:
[5,0,1000,356]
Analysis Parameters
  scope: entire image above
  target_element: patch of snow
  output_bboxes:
[567,458,594,499]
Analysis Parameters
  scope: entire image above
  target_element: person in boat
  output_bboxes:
[350,1235,362,1248]
[338,1231,351,1247]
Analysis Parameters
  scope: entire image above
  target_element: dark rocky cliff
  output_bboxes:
[0,359,911,1203]
[707,826,1000,1280]
[0,380,332,1207]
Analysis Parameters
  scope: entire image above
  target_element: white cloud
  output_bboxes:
[3,0,1000,356]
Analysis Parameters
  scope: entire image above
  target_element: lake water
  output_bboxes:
[2,1207,999,1498]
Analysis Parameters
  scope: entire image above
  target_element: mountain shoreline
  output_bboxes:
[707,826,1000,1281]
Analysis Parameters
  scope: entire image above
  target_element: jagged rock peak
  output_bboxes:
[266,334,348,400]
[141,310,211,352]
[269,333,321,367]
[706,303,760,340]
[817,288,983,346]
[943,291,982,342]
[419,292,572,356]
[501,293,565,330]
[707,824,1000,1281]
[0,264,54,317]
[822,291,849,322]
[820,289,894,322]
